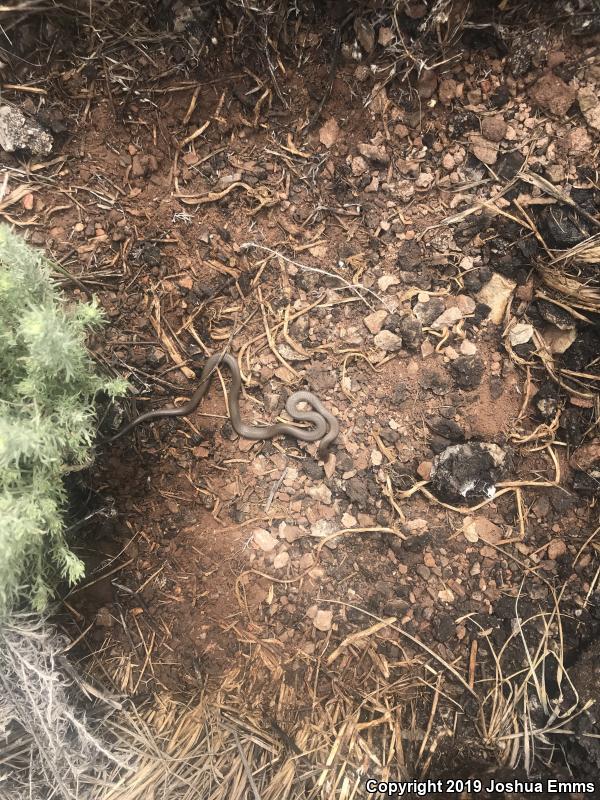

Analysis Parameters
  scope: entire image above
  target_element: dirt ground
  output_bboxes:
[3,0,600,788]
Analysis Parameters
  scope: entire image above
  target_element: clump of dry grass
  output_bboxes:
[0,611,126,800]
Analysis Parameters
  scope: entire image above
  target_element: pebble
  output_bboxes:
[438,78,459,106]
[417,460,433,480]
[431,306,463,329]
[481,114,507,142]
[253,528,277,552]
[460,339,478,356]
[529,73,576,117]
[306,485,332,504]
[442,153,455,171]
[469,133,498,165]
[273,551,290,569]
[547,539,567,560]
[364,309,389,334]
[378,275,400,292]
[313,608,333,632]
[374,330,403,352]
[415,172,434,189]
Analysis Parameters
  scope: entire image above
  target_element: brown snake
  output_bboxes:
[106,353,339,460]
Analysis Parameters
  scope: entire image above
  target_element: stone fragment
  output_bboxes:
[364,309,389,334]
[463,516,503,544]
[481,115,507,142]
[354,17,375,54]
[253,528,277,552]
[469,133,498,165]
[358,142,389,164]
[547,539,566,560]
[313,608,333,631]
[431,306,463,330]
[417,69,438,99]
[578,87,600,131]
[374,330,403,351]
[477,273,516,324]
[430,442,508,506]
[272,551,290,569]
[0,106,52,155]
[529,73,576,117]
[438,78,458,106]
[319,117,339,148]
[508,322,534,346]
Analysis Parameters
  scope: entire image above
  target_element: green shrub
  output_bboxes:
[0,226,127,616]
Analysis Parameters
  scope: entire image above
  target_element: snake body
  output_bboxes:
[106,353,339,459]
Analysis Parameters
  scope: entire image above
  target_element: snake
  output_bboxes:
[105,353,339,460]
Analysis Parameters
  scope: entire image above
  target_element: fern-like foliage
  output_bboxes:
[0,227,127,616]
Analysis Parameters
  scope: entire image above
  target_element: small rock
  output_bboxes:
[547,539,566,561]
[253,528,277,552]
[378,274,400,292]
[477,273,516,324]
[469,133,498,165]
[415,172,434,189]
[374,330,403,352]
[564,127,592,155]
[397,180,416,203]
[438,78,458,106]
[481,115,507,143]
[378,27,394,47]
[351,155,368,176]
[358,142,389,164]
[413,297,445,326]
[279,523,305,543]
[578,87,600,132]
[508,322,534,346]
[319,117,339,148]
[417,460,433,480]
[364,309,389,334]
[463,516,503,544]
[460,340,477,356]
[431,306,463,330]
[529,73,576,117]
[417,69,438,99]
[453,295,477,315]
[306,485,332,504]
[442,153,455,171]
[313,608,333,632]
[0,105,53,155]
[272,551,290,569]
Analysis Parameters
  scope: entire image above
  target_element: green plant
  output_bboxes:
[0,226,126,615]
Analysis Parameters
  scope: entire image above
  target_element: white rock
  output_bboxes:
[364,309,389,334]
[477,273,516,324]
[460,340,477,355]
[508,322,534,346]
[253,528,277,552]
[378,274,400,292]
[306,485,332,504]
[313,608,333,631]
[540,324,577,354]
[272,551,290,569]
[374,330,403,351]
[0,106,53,155]
[430,307,463,329]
